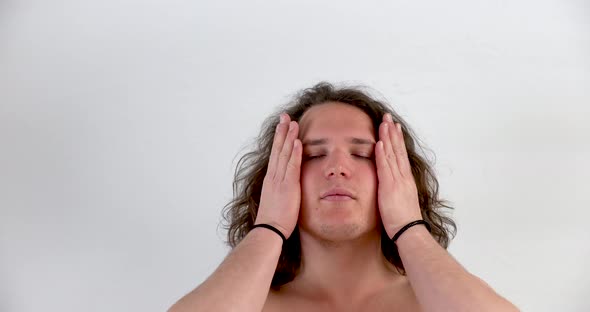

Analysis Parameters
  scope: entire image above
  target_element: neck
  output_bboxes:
[288,227,402,302]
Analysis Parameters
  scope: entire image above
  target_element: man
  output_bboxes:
[169,83,519,311]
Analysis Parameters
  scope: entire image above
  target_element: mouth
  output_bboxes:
[321,195,354,201]
[321,186,355,201]
[321,188,355,200]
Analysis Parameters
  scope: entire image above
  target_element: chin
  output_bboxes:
[299,202,380,241]
[320,223,363,240]
[301,221,377,243]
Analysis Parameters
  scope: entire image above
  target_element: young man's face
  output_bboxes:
[298,102,380,241]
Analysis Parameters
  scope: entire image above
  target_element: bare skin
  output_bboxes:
[263,235,421,311]
[261,103,413,311]
[168,102,519,312]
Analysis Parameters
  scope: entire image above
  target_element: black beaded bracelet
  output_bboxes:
[391,220,431,243]
[252,224,286,244]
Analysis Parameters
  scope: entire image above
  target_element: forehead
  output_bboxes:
[298,102,375,142]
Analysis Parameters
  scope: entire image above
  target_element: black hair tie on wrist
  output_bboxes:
[391,220,431,243]
[252,224,286,244]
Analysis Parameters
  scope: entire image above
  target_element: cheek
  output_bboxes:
[300,165,327,210]
[361,163,379,193]
[300,166,319,188]
[360,161,377,177]
[299,167,319,216]
[299,164,322,183]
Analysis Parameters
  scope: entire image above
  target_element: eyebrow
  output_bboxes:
[302,137,375,147]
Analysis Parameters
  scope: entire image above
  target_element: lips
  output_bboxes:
[321,188,355,199]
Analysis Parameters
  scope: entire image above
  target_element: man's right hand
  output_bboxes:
[254,113,302,239]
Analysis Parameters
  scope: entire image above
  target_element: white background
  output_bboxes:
[1,0,589,311]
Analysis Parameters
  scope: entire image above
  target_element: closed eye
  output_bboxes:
[304,155,325,161]
[304,154,373,161]
[353,154,374,160]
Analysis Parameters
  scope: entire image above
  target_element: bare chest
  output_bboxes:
[263,284,422,312]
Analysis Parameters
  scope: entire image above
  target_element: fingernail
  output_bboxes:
[386,113,392,122]
[279,114,286,123]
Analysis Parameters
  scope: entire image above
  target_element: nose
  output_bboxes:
[324,152,351,178]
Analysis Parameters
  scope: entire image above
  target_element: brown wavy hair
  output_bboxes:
[221,82,456,289]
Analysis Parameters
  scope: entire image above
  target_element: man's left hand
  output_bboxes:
[375,113,423,239]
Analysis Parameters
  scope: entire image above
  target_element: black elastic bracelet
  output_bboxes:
[252,224,286,244]
[391,220,431,243]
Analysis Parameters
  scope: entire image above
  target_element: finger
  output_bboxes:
[267,114,290,179]
[276,121,299,181]
[387,120,404,178]
[394,123,412,177]
[375,140,393,188]
[383,113,403,179]
[285,138,302,183]
[380,121,401,180]
[376,121,392,178]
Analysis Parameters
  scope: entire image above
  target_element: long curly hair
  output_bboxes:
[221,82,456,289]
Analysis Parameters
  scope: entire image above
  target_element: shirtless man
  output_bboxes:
[169,83,519,311]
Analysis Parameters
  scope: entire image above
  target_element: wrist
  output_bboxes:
[253,218,290,239]
[249,227,283,246]
[386,218,425,239]
[394,224,430,246]
[387,219,431,242]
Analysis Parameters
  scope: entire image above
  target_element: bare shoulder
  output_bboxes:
[368,277,422,311]
[262,288,312,312]
[262,290,281,312]
[263,277,422,312]
[263,287,319,312]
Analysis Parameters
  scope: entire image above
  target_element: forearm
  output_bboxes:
[396,226,519,312]
[168,228,282,312]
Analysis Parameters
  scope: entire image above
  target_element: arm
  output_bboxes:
[375,114,518,311]
[396,225,519,312]
[168,227,282,312]
[169,114,302,312]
